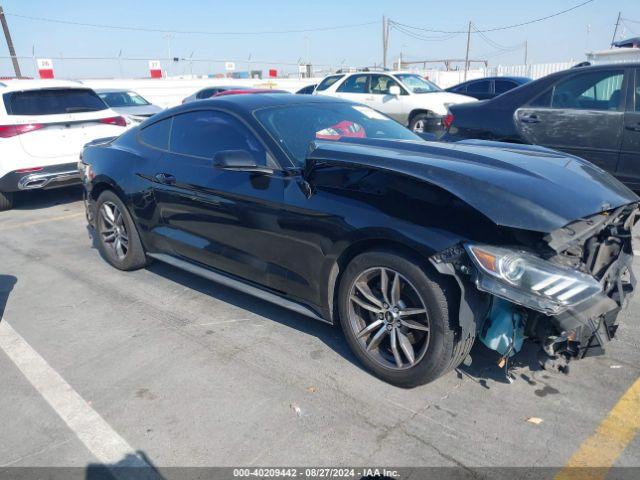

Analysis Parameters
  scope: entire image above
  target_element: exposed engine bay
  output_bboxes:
[431,203,639,379]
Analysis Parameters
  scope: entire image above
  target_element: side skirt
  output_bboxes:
[147,253,329,324]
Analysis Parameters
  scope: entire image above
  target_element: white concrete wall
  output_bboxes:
[81,77,321,109]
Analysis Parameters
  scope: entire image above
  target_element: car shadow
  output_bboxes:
[0,274,17,320]
[85,450,164,480]
[458,340,548,390]
[144,260,360,369]
[85,226,543,389]
[12,186,83,211]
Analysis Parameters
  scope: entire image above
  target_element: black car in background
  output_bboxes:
[443,64,640,189]
[445,76,531,100]
[80,94,638,387]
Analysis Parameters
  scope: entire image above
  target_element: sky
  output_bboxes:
[0,0,639,78]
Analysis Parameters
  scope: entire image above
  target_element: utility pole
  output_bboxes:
[524,40,528,65]
[611,12,622,47]
[464,21,471,81]
[382,15,388,69]
[0,6,21,78]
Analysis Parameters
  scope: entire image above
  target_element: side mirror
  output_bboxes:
[389,85,401,96]
[213,150,273,174]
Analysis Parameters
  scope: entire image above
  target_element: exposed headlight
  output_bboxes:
[465,244,602,314]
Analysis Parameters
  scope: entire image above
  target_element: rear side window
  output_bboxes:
[196,88,218,99]
[467,80,491,94]
[315,75,344,92]
[495,80,518,94]
[3,88,107,115]
[139,118,172,150]
[170,110,266,164]
[337,75,369,94]
[551,71,624,110]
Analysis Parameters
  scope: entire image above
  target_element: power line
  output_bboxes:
[4,12,379,35]
[391,0,595,34]
[390,23,459,42]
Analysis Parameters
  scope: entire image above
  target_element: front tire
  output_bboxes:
[338,250,473,387]
[0,191,14,211]
[95,190,149,271]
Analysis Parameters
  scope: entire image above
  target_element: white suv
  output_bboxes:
[314,71,476,133]
[0,80,129,211]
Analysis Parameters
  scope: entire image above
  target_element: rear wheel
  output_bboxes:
[95,190,149,271]
[409,112,436,133]
[338,250,473,387]
[0,191,14,211]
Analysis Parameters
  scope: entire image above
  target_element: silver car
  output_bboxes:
[96,89,162,124]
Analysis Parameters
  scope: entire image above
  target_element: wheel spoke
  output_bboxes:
[380,268,390,304]
[102,232,116,243]
[350,295,383,314]
[390,328,403,368]
[366,325,387,351]
[115,238,125,258]
[357,319,383,339]
[399,308,427,317]
[100,208,114,227]
[391,272,401,306]
[397,331,415,365]
[102,204,115,223]
[355,281,383,309]
[400,319,429,331]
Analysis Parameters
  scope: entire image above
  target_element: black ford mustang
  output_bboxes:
[81,94,638,387]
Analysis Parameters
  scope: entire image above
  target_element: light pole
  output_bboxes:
[163,33,174,77]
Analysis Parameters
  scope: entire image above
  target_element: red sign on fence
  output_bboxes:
[149,60,162,78]
[37,58,54,79]
[268,69,277,78]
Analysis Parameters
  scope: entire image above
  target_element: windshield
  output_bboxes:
[98,91,150,107]
[255,102,421,166]
[395,74,442,94]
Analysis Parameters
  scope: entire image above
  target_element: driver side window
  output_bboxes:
[169,110,267,164]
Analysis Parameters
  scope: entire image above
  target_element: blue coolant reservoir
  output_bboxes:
[479,298,524,357]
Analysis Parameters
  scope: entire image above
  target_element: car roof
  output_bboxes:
[152,93,353,121]
[0,79,87,92]
[94,88,139,94]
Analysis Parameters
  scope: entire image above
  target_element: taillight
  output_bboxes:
[443,113,455,130]
[15,167,44,173]
[0,123,44,138]
[99,116,127,127]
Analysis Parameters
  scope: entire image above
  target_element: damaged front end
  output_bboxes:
[431,203,639,377]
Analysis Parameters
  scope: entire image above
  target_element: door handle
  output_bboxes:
[154,172,176,185]
[625,123,640,132]
[519,114,540,124]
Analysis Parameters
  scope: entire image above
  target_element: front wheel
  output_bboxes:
[95,190,149,271]
[338,250,473,387]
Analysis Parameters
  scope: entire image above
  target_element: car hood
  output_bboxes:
[307,138,639,233]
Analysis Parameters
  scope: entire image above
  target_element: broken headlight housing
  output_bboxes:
[465,244,602,314]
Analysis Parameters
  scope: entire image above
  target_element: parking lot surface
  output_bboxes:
[0,188,639,473]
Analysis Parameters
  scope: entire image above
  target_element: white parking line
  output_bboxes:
[0,319,152,475]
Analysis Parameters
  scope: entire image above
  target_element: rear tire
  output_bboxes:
[95,190,149,271]
[0,191,14,211]
[409,112,436,133]
[338,250,474,387]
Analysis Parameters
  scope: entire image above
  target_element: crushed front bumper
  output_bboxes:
[535,251,635,359]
